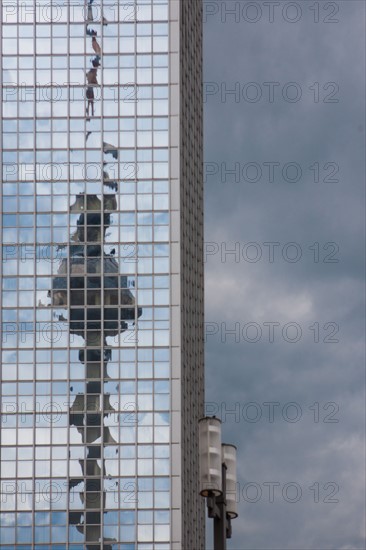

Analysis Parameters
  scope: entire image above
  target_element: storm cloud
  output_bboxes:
[203,1,365,549]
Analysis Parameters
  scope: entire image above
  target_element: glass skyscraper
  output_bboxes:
[0,1,204,548]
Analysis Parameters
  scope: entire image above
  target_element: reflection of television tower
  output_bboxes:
[52,194,140,548]
[51,2,141,547]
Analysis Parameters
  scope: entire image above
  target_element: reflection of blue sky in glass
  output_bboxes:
[1,1,172,546]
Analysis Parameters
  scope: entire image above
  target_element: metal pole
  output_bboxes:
[213,463,227,550]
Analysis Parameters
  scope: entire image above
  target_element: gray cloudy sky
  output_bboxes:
[203,1,365,549]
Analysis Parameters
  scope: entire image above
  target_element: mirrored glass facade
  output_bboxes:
[1,0,204,548]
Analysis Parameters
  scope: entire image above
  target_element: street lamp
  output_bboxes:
[199,417,238,550]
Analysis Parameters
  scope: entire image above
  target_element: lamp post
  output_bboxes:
[199,417,238,550]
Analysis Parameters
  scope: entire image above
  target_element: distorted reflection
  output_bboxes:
[1,0,172,546]
[49,2,141,546]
